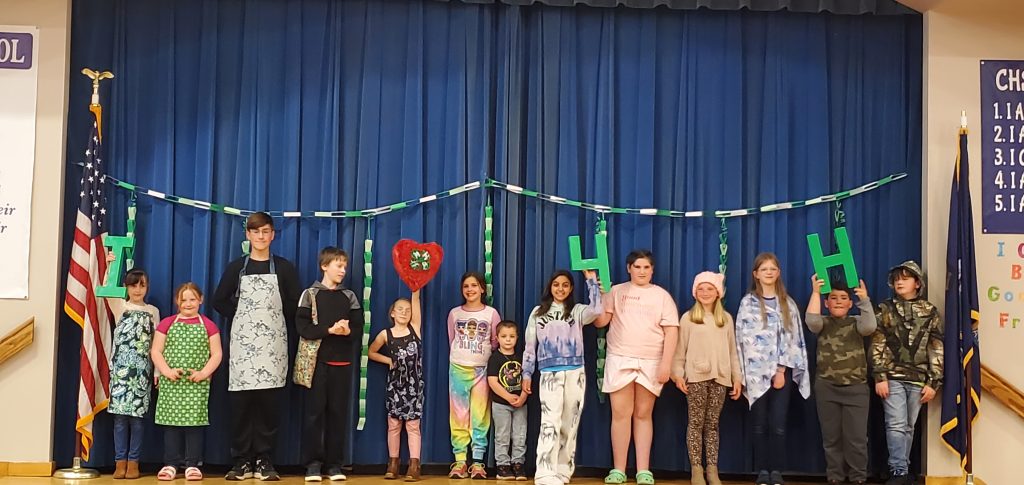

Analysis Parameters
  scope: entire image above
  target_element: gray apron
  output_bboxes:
[228,256,288,391]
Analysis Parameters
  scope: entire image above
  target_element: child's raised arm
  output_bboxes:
[853,280,877,336]
[368,331,392,368]
[805,274,825,334]
[593,284,614,328]
[411,289,422,335]
[100,251,126,319]
[574,274,604,325]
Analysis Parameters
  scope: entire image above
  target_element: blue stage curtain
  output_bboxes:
[438,0,917,15]
[57,0,921,478]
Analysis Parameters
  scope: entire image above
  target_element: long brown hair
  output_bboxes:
[749,252,792,331]
[536,270,576,318]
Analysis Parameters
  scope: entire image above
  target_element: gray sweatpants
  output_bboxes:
[815,378,870,483]
[492,402,527,465]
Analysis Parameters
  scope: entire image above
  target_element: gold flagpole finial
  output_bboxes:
[81,68,114,106]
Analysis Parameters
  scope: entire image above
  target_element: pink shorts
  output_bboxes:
[602,353,664,396]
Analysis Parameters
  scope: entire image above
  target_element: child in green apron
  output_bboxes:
[151,282,223,481]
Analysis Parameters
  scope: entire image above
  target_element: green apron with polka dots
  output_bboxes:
[155,316,211,426]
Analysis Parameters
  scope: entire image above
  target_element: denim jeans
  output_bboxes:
[881,380,924,475]
[492,402,527,465]
[113,415,145,461]
[750,368,792,472]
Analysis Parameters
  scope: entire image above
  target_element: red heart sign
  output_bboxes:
[392,239,444,292]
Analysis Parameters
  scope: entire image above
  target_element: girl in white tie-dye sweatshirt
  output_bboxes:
[522,269,602,485]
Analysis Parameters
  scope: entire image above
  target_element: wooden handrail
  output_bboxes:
[980,363,1024,421]
[0,318,34,366]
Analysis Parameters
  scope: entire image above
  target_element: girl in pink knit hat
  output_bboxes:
[671,272,742,485]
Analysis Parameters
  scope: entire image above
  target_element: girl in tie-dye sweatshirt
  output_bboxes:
[522,270,603,485]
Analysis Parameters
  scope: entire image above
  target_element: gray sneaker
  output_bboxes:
[305,463,323,482]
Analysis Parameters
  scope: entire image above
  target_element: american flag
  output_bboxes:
[63,104,114,461]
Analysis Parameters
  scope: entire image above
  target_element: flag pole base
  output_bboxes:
[966,473,975,485]
[53,457,100,479]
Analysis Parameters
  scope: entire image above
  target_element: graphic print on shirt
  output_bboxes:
[618,292,657,320]
[498,359,522,393]
[536,309,577,329]
[454,317,491,354]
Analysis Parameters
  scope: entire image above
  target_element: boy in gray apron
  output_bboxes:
[213,212,300,481]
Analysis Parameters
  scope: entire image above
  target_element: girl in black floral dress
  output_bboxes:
[369,289,425,481]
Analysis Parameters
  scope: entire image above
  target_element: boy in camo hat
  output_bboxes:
[871,261,944,485]
[805,275,876,485]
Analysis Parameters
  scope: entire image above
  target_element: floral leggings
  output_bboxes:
[686,380,727,467]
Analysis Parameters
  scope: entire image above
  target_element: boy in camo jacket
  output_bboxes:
[805,275,877,485]
[871,261,943,485]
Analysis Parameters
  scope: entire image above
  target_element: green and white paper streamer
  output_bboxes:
[484,203,493,304]
[594,218,609,404]
[357,219,374,430]
[486,173,907,218]
[718,218,728,277]
[90,164,482,219]
[125,195,137,270]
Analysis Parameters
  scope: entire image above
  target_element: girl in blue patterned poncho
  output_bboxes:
[735,253,809,485]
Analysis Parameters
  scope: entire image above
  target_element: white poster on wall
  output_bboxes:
[0,26,39,299]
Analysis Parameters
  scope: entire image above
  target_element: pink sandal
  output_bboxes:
[185,466,203,481]
[158,465,177,481]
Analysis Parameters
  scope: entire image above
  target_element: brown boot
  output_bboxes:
[125,461,140,479]
[113,460,127,479]
[385,457,401,479]
[690,465,706,485]
[705,465,722,485]
[404,458,421,482]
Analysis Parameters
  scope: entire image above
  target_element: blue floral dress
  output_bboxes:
[109,307,157,417]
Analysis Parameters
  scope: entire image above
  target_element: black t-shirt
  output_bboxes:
[487,351,523,406]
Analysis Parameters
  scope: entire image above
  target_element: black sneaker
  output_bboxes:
[255,458,280,481]
[754,470,769,485]
[305,463,323,482]
[769,471,785,485]
[512,463,527,481]
[496,465,513,480]
[226,461,254,480]
[325,466,347,482]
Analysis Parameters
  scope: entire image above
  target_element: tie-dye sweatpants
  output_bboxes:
[534,367,586,485]
[449,363,491,461]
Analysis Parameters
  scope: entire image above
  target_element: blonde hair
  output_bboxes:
[749,252,792,331]
[689,298,728,327]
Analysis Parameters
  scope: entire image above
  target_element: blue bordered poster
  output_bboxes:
[982,60,1024,234]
